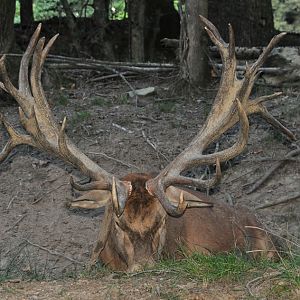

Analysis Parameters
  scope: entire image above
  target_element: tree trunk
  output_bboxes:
[20,0,34,27]
[60,0,80,55]
[128,0,146,62]
[208,0,275,46]
[92,0,114,59]
[0,0,16,53]
[180,0,209,87]
[93,0,109,27]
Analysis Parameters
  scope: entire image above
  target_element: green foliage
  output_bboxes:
[13,0,300,33]
[272,0,300,32]
[14,0,127,23]
[15,1,20,24]
[110,0,126,20]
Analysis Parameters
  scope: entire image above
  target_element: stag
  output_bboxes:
[0,17,295,272]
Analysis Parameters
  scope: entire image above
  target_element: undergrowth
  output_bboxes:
[156,252,300,284]
[1,252,299,298]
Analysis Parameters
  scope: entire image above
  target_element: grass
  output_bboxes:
[70,111,91,125]
[90,97,113,107]
[53,91,69,106]
[1,251,299,298]
[153,252,300,298]
[156,101,176,113]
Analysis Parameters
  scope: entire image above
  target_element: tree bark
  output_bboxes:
[128,0,146,62]
[93,0,109,27]
[60,0,80,55]
[20,0,34,27]
[0,0,16,53]
[208,0,275,46]
[180,0,209,87]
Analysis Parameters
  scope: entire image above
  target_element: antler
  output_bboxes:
[146,15,295,216]
[0,24,130,211]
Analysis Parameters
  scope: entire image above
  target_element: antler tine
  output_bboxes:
[0,56,33,117]
[199,16,236,75]
[30,34,59,116]
[250,101,296,140]
[250,33,287,74]
[19,23,42,98]
[0,113,37,163]
[147,15,294,216]
[238,32,287,106]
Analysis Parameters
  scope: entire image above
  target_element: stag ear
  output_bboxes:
[166,186,214,208]
[68,190,111,209]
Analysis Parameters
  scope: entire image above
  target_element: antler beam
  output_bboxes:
[146,15,295,216]
[0,24,130,212]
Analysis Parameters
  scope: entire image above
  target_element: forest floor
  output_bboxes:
[0,70,299,299]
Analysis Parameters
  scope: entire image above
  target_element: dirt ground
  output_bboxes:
[0,71,299,299]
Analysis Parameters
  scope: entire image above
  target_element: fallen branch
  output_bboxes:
[256,192,300,209]
[87,151,140,170]
[23,238,84,265]
[33,183,69,204]
[142,130,169,162]
[246,148,300,194]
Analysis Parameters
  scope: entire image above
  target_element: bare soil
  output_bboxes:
[0,72,299,299]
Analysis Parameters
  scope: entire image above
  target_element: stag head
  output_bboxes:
[0,17,295,271]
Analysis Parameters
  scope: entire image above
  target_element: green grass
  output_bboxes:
[153,252,300,298]
[53,91,69,106]
[70,111,91,125]
[156,101,176,113]
[157,253,254,282]
[1,251,299,298]
[90,97,112,107]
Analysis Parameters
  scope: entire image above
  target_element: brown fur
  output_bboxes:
[95,173,276,271]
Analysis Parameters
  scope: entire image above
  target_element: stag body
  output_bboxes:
[94,173,275,271]
[0,17,295,272]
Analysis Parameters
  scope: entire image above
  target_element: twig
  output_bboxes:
[117,71,138,107]
[142,130,169,162]
[87,151,139,170]
[32,183,69,204]
[112,123,134,134]
[154,97,184,102]
[224,169,254,184]
[256,192,300,209]
[243,157,299,163]
[6,193,19,210]
[246,148,300,194]
[246,271,282,297]
[127,269,176,277]
[245,225,300,248]
[23,238,84,265]
[138,115,158,123]
[88,72,132,82]
[4,215,26,233]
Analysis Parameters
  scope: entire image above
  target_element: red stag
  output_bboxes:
[0,16,295,272]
